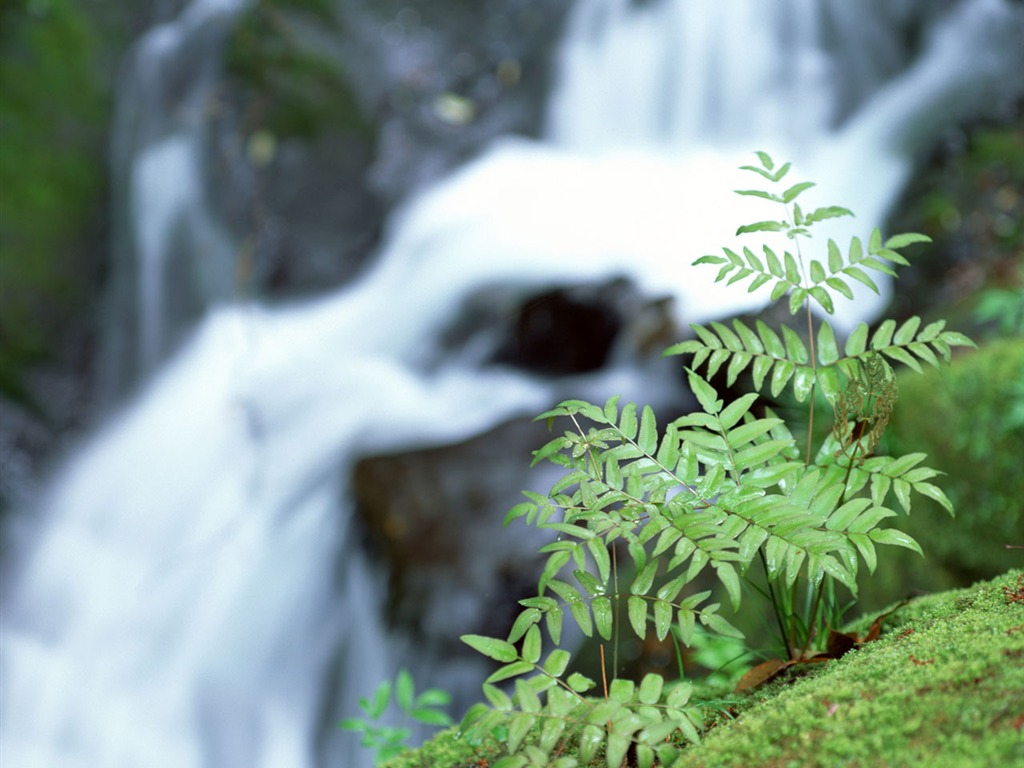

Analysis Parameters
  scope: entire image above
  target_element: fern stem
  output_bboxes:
[799,580,825,659]
[804,299,817,466]
[759,551,793,658]
[612,544,619,679]
[599,643,609,699]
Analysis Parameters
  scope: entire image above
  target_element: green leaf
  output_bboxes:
[700,611,745,639]
[825,276,854,300]
[483,683,512,710]
[606,734,630,768]
[868,227,883,255]
[884,232,931,249]
[765,246,784,277]
[826,498,872,531]
[726,351,753,386]
[815,365,840,402]
[687,369,722,414]
[827,239,843,272]
[522,624,542,664]
[507,711,536,753]
[711,320,744,350]
[396,669,415,712]
[654,599,673,641]
[737,220,787,235]
[939,330,976,349]
[733,438,790,469]
[738,524,769,561]
[871,319,896,349]
[414,688,452,709]
[539,718,567,756]
[893,478,912,513]
[568,672,596,693]
[848,236,864,263]
[743,246,764,270]
[544,649,571,677]
[809,259,826,283]
[593,596,614,641]
[628,595,648,639]
[574,568,605,597]
[619,402,638,440]
[845,322,869,356]
[631,560,659,596]
[677,607,697,646]
[770,360,796,397]
[578,724,604,764]
[784,251,802,284]
[883,346,922,373]
[781,325,808,364]
[806,205,853,223]
[844,266,879,294]
[588,538,611,584]
[757,320,785,358]
[603,394,620,424]
[756,150,774,170]
[788,287,808,315]
[368,680,391,718]
[338,719,366,733]
[735,188,782,202]
[918,319,946,341]
[719,392,758,430]
[507,608,542,643]
[714,562,742,610]
[728,417,783,446]
[639,405,658,454]
[693,254,729,266]
[792,365,816,402]
[731,320,763,354]
[751,355,774,392]
[913,482,955,515]
[570,601,593,638]
[849,532,877,574]
[783,181,815,203]
[909,342,940,368]
[486,660,535,684]
[462,635,518,663]
[634,673,664,706]
[817,321,839,365]
[546,606,563,645]
[609,678,636,705]
[868,527,923,555]
[809,286,834,315]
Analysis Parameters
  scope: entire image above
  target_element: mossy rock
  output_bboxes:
[374,570,1024,767]
[862,337,1024,607]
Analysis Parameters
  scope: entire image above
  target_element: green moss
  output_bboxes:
[377,726,504,768]
[376,571,1024,767]
[676,570,1024,767]
[0,0,109,409]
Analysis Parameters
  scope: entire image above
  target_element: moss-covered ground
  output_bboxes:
[378,569,1024,767]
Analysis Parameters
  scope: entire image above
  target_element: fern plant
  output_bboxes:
[341,669,453,765]
[456,151,973,768]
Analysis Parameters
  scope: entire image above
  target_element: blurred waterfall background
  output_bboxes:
[1,1,1022,766]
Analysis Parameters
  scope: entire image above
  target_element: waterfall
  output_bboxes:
[3,1,1022,767]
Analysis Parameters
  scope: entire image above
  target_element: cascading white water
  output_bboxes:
[3,1,1022,767]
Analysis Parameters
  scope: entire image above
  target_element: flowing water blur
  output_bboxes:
[2,1,1022,766]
